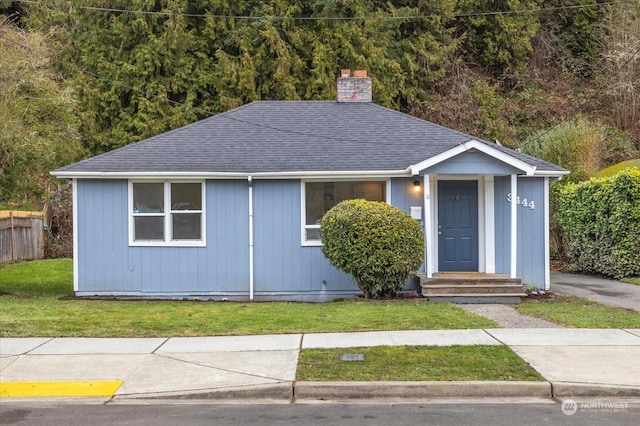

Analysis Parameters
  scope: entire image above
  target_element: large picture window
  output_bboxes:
[130,181,205,246]
[302,180,387,244]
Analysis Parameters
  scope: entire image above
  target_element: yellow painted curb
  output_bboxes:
[0,381,123,397]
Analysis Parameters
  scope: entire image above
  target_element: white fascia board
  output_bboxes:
[51,171,250,179]
[528,170,571,178]
[410,139,537,176]
[253,170,411,179]
[410,144,468,175]
[51,169,413,180]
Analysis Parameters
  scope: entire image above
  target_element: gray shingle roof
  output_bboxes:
[54,101,567,175]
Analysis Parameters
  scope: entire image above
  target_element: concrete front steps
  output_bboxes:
[419,272,526,304]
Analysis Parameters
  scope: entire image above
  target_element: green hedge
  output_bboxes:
[555,168,640,278]
[320,199,424,299]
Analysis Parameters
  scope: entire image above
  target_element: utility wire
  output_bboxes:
[0,31,382,146]
[11,0,633,21]
[0,31,212,113]
[3,1,638,147]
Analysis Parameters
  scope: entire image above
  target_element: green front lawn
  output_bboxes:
[3,259,639,336]
[515,293,640,328]
[0,259,497,337]
[297,345,545,381]
[0,258,73,296]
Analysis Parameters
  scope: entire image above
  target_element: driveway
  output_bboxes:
[551,272,640,311]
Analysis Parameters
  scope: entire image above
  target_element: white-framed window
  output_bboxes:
[129,181,206,247]
[301,179,388,246]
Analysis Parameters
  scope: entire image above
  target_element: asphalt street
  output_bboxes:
[1,401,639,426]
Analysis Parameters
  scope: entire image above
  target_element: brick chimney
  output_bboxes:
[337,69,372,102]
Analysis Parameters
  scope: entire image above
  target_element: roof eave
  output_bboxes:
[50,169,414,180]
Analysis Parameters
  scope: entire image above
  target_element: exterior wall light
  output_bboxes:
[413,179,421,192]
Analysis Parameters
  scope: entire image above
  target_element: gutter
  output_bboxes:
[50,169,413,180]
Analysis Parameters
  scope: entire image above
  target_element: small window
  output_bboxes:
[302,180,386,244]
[133,183,165,241]
[130,181,205,246]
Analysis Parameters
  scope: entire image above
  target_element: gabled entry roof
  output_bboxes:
[53,101,568,178]
[412,140,537,176]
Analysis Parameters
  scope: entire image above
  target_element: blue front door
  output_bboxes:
[438,180,479,271]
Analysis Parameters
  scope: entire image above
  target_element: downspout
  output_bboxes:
[248,176,254,301]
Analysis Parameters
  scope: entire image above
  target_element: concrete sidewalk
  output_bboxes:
[2,329,640,402]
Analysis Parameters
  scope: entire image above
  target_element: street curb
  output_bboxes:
[552,382,640,398]
[6,381,640,402]
[293,381,552,400]
[113,381,640,401]
[113,383,294,401]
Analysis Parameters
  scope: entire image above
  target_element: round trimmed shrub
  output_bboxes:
[320,199,424,299]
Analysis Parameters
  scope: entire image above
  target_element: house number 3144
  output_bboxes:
[506,193,536,209]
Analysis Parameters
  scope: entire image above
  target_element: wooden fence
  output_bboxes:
[0,208,49,266]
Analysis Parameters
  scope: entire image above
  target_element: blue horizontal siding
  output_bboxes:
[516,178,546,288]
[76,179,129,292]
[252,180,356,296]
[493,176,546,288]
[420,151,522,175]
[77,175,549,299]
[391,177,426,274]
[76,179,249,295]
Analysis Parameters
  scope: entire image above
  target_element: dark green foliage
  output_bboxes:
[23,0,455,154]
[0,24,84,203]
[4,0,636,206]
[321,199,424,299]
[470,80,512,143]
[454,0,540,74]
[554,169,640,279]
[17,0,637,157]
[540,0,602,77]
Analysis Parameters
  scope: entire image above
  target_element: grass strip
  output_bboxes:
[621,277,640,286]
[515,293,640,328]
[296,345,545,381]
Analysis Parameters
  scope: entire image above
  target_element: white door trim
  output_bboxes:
[484,175,496,273]
[433,175,485,273]
[423,174,434,278]
[510,174,518,278]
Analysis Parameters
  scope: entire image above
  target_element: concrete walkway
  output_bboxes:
[2,330,640,402]
[552,272,640,312]
[459,304,564,328]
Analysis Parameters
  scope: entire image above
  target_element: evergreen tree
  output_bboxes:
[453,0,540,75]
[0,22,84,203]
[24,0,455,153]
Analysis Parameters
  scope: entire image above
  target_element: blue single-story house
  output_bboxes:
[52,70,568,301]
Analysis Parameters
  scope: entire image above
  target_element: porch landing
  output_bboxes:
[418,272,526,304]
